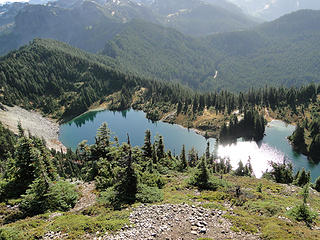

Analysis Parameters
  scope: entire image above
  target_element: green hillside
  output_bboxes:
[0,38,192,121]
[102,19,222,90]
[103,10,320,92]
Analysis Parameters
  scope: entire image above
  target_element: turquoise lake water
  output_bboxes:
[59,109,320,181]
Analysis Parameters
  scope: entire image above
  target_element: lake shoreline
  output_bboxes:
[77,105,293,140]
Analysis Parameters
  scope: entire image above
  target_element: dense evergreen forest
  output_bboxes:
[289,99,320,163]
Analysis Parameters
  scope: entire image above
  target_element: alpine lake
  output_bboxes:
[59,109,320,181]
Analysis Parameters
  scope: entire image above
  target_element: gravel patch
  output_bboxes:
[0,105,66,152]
[106,204,260,240]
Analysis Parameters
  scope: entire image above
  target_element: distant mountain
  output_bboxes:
[0,1,127,55]
[229,0,320,21]
[29,0,55,4]
[2,1,319,92]
[102,10,320,91]
[0,0,258,55]
[151,0,258,36]
[103,19,222,90]
[0,2,27,33]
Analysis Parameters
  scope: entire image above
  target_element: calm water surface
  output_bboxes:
[59,109,320,181]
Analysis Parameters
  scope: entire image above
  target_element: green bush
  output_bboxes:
[288,204,317,226]
[0,227,23,240]
[20,180,78,216]
[136,184,164,203]
[98,187,117,207]
[287,184,317,227]
[45,181,79,212]
[256,183,262,193]
[246,201,282,217]
[139,172,165,189]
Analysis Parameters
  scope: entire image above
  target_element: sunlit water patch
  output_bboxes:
[217,141,284,178]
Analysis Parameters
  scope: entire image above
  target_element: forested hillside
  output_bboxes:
[103,9,320,91]
[0,38,191,121]
[2,2,320,92]
[102,19,222,90]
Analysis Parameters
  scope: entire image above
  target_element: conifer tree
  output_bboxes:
[156,136,165,160]
[290,123,307,153]
[180,145,188,170]
[309,134,320,163]
[313,176,320,192]
[142,130,152,159]
[294,168,311,187]
[205,142,210,161]
[192,157,211,190]
[115,143,137,205]
[96,122,111,148]
[235,161,245,176]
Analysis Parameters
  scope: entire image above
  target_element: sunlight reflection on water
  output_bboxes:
[217,141,284,178]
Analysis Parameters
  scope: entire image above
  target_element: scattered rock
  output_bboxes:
[199,227,207,234]
[106,204,260,240]
[191,230,198,235]
[43,231,68,240]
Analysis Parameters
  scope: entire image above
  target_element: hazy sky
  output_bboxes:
[0,0,29,4]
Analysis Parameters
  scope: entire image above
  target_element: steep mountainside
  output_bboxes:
[0,38,128,119]
[0,1,126,55]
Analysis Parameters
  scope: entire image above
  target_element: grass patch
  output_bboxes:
[244,200,283,217]
[0,206,130,240]
[198,191,229,202]
[261,219,320,240]
[201,202,227,211]
[224,209,260,233]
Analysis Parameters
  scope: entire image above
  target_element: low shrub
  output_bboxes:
[45,181,79,212]
[136,184,164,203]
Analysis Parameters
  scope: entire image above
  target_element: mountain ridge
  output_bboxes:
[0,0,258,55]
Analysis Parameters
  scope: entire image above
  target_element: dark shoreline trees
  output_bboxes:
[219,109,266,144]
